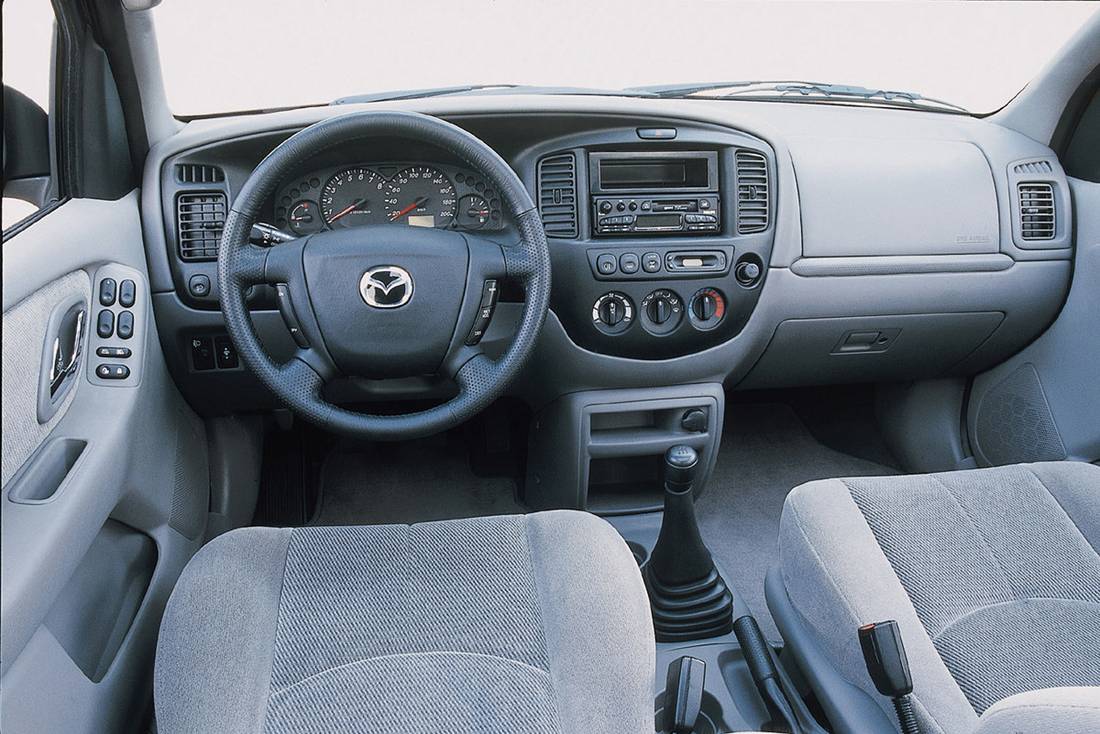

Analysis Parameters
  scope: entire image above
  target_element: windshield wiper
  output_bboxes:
[631,80,968,113]
[334,84,659,105]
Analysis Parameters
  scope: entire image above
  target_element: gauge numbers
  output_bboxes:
[321,167,389,227]
[386,165,456,228]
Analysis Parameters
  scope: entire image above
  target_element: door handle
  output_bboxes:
[49,308,85,395]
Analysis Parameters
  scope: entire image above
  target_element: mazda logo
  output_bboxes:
[359,266,414,308]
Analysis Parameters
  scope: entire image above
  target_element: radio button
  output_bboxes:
[642,252,662,273]
[619,253,640,274]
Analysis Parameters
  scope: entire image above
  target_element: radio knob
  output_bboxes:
[735,260,762,286]
[599,201,613,214]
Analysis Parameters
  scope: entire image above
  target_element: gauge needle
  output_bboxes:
[389,196,429,221]
[328,198,366,223]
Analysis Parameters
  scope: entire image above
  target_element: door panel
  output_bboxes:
[1,192,210,733]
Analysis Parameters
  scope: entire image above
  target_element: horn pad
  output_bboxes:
[302,225,469,377]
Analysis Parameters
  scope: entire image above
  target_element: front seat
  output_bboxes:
[770,461,1100,734]
[154,511,655,733]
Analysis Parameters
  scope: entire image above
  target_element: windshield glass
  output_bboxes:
[154,0,1096,116]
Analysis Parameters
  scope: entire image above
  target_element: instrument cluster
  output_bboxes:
[272,162,506,235]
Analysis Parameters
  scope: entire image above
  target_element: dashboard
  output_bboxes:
[143,95,1075,417]
[271,162,506,236]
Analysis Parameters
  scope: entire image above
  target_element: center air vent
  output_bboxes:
[175,163,225,184]
[537,154,578,238]
[177,192,227,261]
[1017,182,1055,241]
[735,150,769,234]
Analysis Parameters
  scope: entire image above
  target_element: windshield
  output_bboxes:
[153,0,1096,116]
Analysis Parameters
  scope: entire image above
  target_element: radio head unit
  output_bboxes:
[590,151,721,237]
[594,194,720,235]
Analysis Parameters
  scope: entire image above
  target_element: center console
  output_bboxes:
[530,125,776,359]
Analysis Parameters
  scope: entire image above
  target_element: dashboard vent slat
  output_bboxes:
[175,163,226,184]
[538,153,578,238]
[177,192,227,261]
[1017,182,1056,241]
[735,150,769,234]
[1013,160,1053,175]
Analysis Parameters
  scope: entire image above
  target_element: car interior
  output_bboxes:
[2,2,1099,733]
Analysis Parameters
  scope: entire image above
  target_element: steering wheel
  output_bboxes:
[217,111,550,440]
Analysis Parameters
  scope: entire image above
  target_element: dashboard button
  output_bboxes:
[619,252,640,274]
[214,335,239,369]
[596,253,617,275]
[642,252,662,273]
[190,337,215,371]
[188,274,211,298]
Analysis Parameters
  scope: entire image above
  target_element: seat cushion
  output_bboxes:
[154,511,655,734]
[776,461,1100,734]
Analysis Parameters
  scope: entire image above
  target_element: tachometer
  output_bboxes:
[386,165,456,228]
[321,167,389,228]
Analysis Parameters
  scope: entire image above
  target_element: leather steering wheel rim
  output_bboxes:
[217,110,550,440]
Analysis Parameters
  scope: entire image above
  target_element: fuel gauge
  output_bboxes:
[288,200,322,235]
[456,194,491,230]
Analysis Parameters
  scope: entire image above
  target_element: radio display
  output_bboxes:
[634,214,681,229]
[599,158,710,189]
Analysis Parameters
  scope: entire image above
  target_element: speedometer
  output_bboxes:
[321,167,389,228]
[385,165,457,228]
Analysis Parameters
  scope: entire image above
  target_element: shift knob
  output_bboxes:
[664,445,698,494]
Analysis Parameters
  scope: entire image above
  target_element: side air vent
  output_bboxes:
[177,192,227,261]
[1013,160,1053,175]
[175,163,225,184]
[1017,182,1055,241]
[537,154,578,238]
[735,150,769,234]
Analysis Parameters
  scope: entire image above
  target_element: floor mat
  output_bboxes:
[697,402,901,641]
[311,434,523,526]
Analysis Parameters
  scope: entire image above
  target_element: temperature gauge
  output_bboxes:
[456,194,491,230]
[288,200,322,236]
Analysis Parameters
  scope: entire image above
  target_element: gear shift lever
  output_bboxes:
[645,445,734,641]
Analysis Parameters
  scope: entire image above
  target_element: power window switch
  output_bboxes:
[190,336,215,371]
[117,310,134,339]
[96,346,132,358]
[96,309,115,338]
[119,279,136,308]
[96,363,130,380]
[214,335,239,369]
[98,278,117,306]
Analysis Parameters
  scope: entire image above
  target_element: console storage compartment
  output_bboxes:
[526,384,724,514]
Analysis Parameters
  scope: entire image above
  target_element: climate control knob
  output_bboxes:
[689,288,726,330]
[592,292,634,335]
[640,289,684,335]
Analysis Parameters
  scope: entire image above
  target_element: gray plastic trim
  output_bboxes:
[790,254,1015,276]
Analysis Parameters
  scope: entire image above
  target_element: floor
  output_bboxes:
[254,390,901,639]
[698,402,899,639]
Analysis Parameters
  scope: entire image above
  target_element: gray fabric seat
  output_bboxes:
[154,511,655,734]
[775,461,1100,734]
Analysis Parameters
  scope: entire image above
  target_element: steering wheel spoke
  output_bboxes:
[263,236,307,285]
